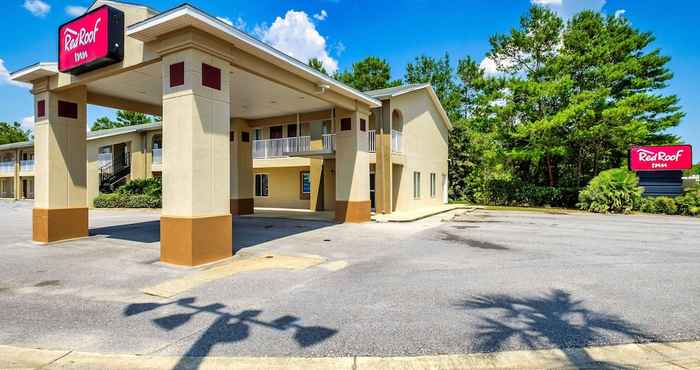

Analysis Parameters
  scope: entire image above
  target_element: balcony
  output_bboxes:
[152,149,162,165]
[322,134,335,152]
[253,136,311,159]
[391,129,403,153]
[19,160,34,173]
[366,130,403,154]
[0,161,14,175]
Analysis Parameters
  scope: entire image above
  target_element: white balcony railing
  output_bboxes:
[253,136,311,159]
[0,161,14,174]
[20,160,34,173]
[322,134,336,152]
[368,130,376,153]
[152,148,162,165]
[98,153,112,168]
[391,129,403,153]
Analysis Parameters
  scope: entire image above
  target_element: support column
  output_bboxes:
[335,111,371,222]
[160,49,232,266]
[309,122,324,211]
[32,86,88,243]
[230,118,254,215]
[375,102,393,214]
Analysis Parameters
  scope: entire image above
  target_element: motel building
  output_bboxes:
[9,0,451,267]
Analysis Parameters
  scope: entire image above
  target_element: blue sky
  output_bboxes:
[1,0,698,161]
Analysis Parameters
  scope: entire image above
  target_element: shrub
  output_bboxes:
[577,168,643,214]
[676,186,700,216]
[94,192,161,208]
[117,177,161,197]
[479,178,579,208]
[651,197,678,215]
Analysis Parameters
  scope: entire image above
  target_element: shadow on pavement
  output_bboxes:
[89,217,333,252]
[456,289,656,370]
[124,297,337,370]
[90,221,161,243]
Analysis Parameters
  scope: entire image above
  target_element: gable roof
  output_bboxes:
[365,83,453,130]
[87,122,162,140]
[0,141,33,151]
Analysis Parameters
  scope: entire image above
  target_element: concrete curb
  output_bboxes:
[3,340,700,370]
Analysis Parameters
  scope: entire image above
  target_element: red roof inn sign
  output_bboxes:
[58,5,124,74]
[629,145,693,171]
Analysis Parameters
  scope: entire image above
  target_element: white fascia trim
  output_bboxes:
[127,5,382,109]
[10,62,58,83]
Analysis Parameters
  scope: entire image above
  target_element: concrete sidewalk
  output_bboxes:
[372,204,473,222]
[2,340,700,369]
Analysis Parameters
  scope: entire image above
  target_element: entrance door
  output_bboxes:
[369,172,376,211]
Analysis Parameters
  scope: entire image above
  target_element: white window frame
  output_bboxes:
[430,173,437,198]
[413,171,421,199]
[255,173,269,197]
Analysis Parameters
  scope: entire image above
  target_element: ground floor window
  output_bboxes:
[430,173,436,198]
[255,174,269,197]
[0,178,14,198]
[413,171,421,199]
[300,171,311,200]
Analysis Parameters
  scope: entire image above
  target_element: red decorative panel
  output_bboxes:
[169,62,184,87]
[341,118,352,131]
[37,100,46,118]
[57,101,78,119]
[202,63,221,90]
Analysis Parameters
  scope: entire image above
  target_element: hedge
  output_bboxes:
[94,193,161,208]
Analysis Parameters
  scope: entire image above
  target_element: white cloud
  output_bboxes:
[614,9,626,18]
[65,5,86,17]
[531,0,606,19]
[256,10,338,74]
[0,59,31,89]
[23,0,51,17]
[313,10,328,21]
[479,56,518,77]
[334,41,346,56]
[21,116,34,132]
[217,16,234,26]
[218,16,247,30]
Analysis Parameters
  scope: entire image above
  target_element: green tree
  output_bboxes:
[308,58,327,75]
[559,11,683,183]
[91,110,157,131]
[91,117,117,131]
[404,53,462,120]
[333,56,401,91]
[0,122,30,145]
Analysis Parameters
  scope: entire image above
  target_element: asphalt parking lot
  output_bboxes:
[1,200,700,360]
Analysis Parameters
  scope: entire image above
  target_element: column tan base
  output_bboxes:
[32,208,89,243]
[160,214,233,266]
[335,201,371,223]
[230,198,254,215]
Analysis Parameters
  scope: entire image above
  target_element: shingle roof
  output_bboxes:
[0,141,33,151]
[363,83,431,99]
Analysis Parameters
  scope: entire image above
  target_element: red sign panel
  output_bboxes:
[629,145,693,171]
[58,5,124,74]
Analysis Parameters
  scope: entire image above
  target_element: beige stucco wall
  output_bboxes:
[86,132,147,206]
[253,166,310,209]
[391,91,449,212]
